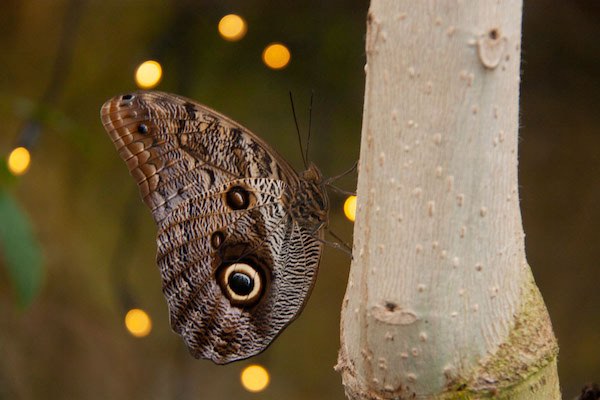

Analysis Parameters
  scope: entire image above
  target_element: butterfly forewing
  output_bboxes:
[100,91,326,363]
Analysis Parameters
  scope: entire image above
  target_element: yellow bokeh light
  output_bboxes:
[218,14,247,41]
[135,60,162,89]
[344,195,357,222]
[7,147,31,176]
[240,364,270,393]
[262,43,291,70]
[125,308,152,338]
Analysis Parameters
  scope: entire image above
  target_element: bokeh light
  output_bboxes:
[240,364,270,392]
[262,43,291,70]
[124,308,152,338]
[7,147,31,176]
[135,60,162,89]
[344,195,357,222]
[218,14,247,41]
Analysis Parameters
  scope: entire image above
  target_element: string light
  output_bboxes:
[344,195,357,222]
[124,308,152,338]
[135,60,162,89]
[7,147,31,176]
[262,43,291,70]
[218,14,247,41]
[240,364,270,393]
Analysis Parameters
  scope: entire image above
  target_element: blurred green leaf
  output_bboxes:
[0,189,43,307]
[0,158,17,187]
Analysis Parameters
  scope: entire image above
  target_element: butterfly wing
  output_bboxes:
[100,91,323,363]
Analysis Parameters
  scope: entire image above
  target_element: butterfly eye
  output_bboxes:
[218,262,263,306]
[225,186,250,210]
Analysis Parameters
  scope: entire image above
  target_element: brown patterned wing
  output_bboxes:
[100,91,323,363]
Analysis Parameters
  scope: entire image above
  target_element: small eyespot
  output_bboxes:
[210,231,225,249]
[218,262,263,306]
[225,186,250,210]
[137,124,149,134]
[121,94,136,106]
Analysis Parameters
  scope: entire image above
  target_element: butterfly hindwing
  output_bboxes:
[101,91,325,363]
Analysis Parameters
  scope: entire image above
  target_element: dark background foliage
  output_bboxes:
[0,1,597,399]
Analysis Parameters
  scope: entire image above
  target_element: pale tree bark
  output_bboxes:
[336,1,560,399]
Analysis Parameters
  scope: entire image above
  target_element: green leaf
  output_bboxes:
[0,158,17,187]
[0,189,43,307]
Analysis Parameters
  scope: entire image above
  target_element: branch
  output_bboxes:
[336,1,560,399]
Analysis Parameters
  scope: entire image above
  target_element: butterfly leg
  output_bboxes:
[325,184,356,197]
[316,235,353,258]
[324,160,358,196]
[324,160,358,185]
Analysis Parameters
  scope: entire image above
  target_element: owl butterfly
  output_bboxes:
[101,91,329,364]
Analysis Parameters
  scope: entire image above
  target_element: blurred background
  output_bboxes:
[0,1,597,399]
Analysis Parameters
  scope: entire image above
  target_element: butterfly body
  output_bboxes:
[101,91,327,364]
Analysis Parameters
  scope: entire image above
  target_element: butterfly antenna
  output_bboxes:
[289,91,308,169]
[305,90,314,165]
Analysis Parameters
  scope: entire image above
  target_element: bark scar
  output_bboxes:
[366,11,382,56]
[477,28,507,69]
[371,302,417,325]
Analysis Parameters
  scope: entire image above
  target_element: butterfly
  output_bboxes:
[101,91,329,364]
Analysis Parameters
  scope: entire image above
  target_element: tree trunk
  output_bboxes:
[336,1,560,399]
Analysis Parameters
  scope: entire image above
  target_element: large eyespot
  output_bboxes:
[225,186,250,210]
[218,262,263,306]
